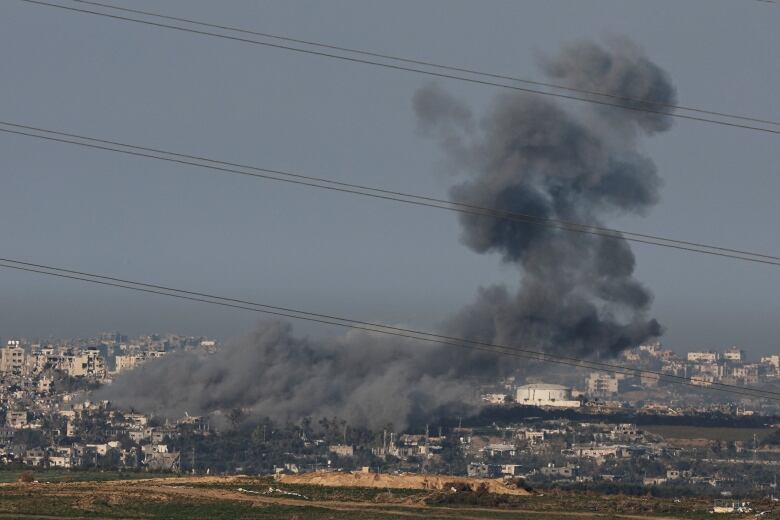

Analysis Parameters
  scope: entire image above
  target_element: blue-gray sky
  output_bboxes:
[0,0,777,355]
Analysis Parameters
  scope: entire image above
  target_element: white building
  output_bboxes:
[516,383,581,408]
[723,346,746,363]
[639,342,663,357]
[328,444,354,457]
[761,355,780,372]
[481,393,508,404]
[687,351,720,363]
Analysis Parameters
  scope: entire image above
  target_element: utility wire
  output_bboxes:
[1,258,779,402]
[16,0,780,136]
[70,0,780,129]
[1,120,779,267]
[8,254,780,401]
[5,1,778,402]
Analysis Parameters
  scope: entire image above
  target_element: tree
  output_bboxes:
[228,408,245,430]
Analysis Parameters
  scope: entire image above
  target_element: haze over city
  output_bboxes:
[0,1,777,518]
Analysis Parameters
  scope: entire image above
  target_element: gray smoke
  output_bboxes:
[98,321,476,430]
[97,36,672,428]
[416,35,673,361]
[540,35,676,134]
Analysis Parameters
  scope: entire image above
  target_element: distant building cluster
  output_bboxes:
[480,342,780,413]
[644,343,774,388]
[0,328,779,495]
[0,332,217,471]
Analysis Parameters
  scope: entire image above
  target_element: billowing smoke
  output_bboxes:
[98,321,477,430]
[417,35,673,360]
[97,36,672,428]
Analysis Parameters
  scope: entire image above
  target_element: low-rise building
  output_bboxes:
[328,444,354,458]
[516,384,580,408]
[687,351,720,363]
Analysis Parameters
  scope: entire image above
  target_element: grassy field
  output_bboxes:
[0,474,772,519]
[0,468,170,483]
[643,425,774,441]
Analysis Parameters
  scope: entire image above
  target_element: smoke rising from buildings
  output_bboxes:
[417,35,674,362]
[100,322,477,430]
[98,36,674,428]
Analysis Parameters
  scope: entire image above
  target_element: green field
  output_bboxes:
[0,474,732,519]
[0,468,170,483]
[0,473,773,519]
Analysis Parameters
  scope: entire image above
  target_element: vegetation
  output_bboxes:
[459,404,780,429]
[642,425,773,441]
[0,468,166,483]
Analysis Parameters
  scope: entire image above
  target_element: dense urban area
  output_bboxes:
[2,332,780,512]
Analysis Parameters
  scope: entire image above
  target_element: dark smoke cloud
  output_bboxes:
[539,34,677,134]
[98,36,673,428]
[416,35,673,361]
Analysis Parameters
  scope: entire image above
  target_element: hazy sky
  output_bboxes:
[0,0,777,355]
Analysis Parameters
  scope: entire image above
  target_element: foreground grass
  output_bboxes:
[0,476,777,519]
[0,491,633,520]
[0,468,172,484]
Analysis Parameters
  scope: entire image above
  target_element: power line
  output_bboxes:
[16,0,780,136]
[5,1,778,404]
[1,120,779,267]
[1,255,779,402]
[70,0,780,129]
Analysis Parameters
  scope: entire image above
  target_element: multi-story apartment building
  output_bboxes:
[0,341,25,373]
[723,347,746,363]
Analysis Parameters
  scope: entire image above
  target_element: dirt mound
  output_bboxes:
[278,471,529,496]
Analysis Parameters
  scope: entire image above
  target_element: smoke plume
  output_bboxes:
[97,36,673,428]
[417,35,674,361]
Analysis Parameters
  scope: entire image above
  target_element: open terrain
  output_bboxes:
[642,425,774,442]
[0,473,777,519]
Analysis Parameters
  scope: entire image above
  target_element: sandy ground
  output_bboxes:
[277,471,531,495]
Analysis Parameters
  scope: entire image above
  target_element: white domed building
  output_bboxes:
[516,383,581,408]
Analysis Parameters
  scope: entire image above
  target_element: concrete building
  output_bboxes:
[482,443,517,457]
[587,373,621,396]
[481,393,509,404]
[687,351,720,363]
[115,354,143,373]
[1,341,26,373]
[66,347,106,378]
[639,342,663,357]
[6,411,28,429]
[540,463,576,478]
[516,384,581,408]
[761,355,780,371]
[328,444,354,457]
[723,347,746,363]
